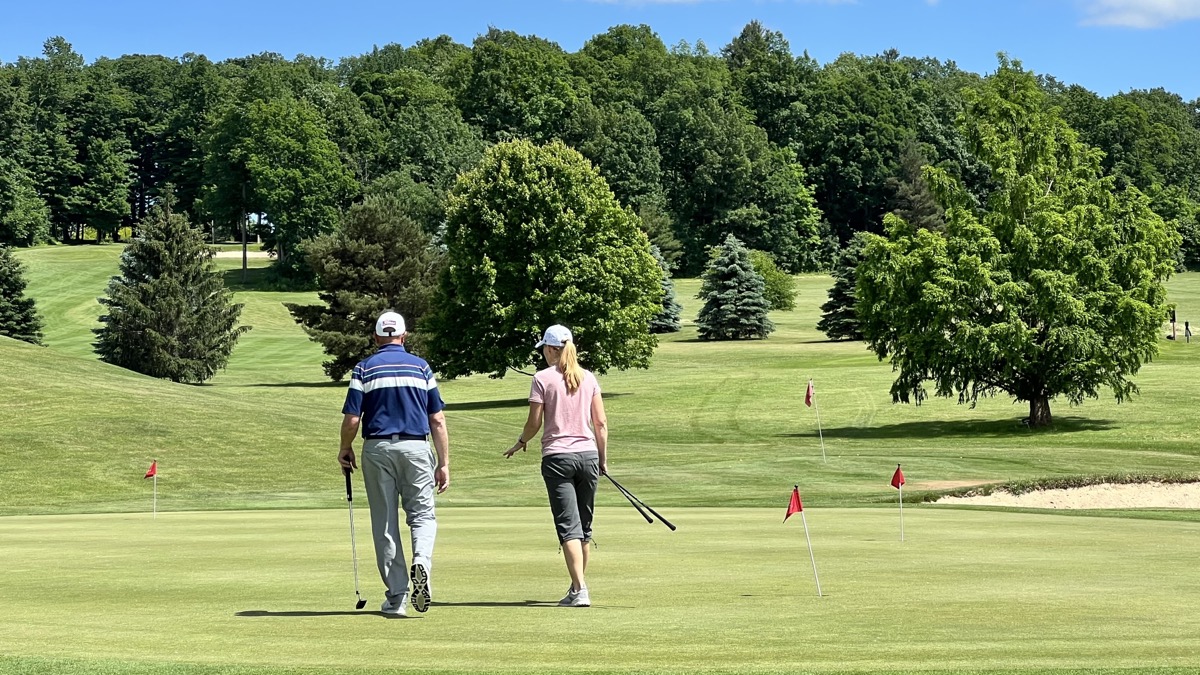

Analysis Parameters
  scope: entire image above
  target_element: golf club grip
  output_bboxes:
[608,475,677,531]
[343,467,353,502]
[605,474,653,523]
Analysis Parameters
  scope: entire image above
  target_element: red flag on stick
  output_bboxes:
[804,380,814,408]
[890,464,905,489]
[784,486,803,522]
[144,461,157,479]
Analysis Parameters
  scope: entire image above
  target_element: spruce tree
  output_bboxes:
[816,233,868,341]
[649,246,682,333]
[696,234,774,340]
[285,196,444,380]
[94,200,249,383]
[0,246,43,345]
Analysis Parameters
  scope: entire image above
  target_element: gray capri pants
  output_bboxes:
[541,450,600,543]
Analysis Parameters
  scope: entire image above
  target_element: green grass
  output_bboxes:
[1,508,1199,674]
[7,245,1200,514]
[6,245,1200,674]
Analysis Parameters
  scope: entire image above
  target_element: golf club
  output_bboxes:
[604,473,677,531]
[606,472,654,524]
[343,467,368,610]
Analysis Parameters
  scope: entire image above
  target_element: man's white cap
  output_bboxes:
[536,324,572,348]
[375,311,406,337]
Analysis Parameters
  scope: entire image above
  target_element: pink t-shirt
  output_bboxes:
[529,366,601,455]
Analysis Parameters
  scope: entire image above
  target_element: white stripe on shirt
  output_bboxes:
[361,375,434,393]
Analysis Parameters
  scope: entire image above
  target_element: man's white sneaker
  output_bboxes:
[380,597,407,617]
[410,561,431,613]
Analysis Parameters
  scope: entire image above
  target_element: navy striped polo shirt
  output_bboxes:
[342,344,445,438]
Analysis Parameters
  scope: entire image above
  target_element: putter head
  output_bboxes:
[355,598,367,610]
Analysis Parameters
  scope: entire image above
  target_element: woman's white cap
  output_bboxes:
[535,324,572,348]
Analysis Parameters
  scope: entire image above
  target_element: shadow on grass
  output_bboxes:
[445,392,629,412]
[429,600,559,607]
[246,381,346,388]
[221,266,272,291]
[236,610,382,618]
[778,416,1117,440]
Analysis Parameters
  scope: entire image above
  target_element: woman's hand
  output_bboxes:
[503,442,526,458]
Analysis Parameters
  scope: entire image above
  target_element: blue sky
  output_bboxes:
[2,0,1198,99]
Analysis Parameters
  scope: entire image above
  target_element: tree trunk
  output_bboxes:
[1029,395,1052,427]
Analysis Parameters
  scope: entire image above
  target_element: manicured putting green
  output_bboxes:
[1,507,1198,674]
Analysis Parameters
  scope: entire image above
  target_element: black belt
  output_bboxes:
[365,434,426,441]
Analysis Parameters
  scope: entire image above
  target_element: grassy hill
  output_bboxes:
[6,244,1200,515]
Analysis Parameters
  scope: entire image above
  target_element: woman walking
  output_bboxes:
[504,324,608,607]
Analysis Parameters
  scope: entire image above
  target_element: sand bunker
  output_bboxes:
[935,482,1200,509]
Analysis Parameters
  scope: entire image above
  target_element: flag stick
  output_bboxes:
[813,399,827,464]
[898,483,904,542]
[800,511,822,597]
[153,472,157,519]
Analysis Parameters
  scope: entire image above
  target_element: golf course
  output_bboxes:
[1,244,1198,674]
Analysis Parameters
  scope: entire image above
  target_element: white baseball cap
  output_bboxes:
[536,324,573,348]
[375,311,406,337]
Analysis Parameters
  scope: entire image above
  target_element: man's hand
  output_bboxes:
[338,446,357,471]
[435,465,450,494]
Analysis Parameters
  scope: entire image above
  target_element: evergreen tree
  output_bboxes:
[695,234,774,340]
[0,246,43,344]
[94,200,249,383]
[284,196,444,380]
[748,249,796,311]
[816,233,869,341]
[649,246,682,333]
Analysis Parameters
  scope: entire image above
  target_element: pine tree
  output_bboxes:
[284,196,444,380]
[817,233,868,341]
[649,246,682,333]
[94,199,249,383]
[0,246,43,345]
[696,234,774,340]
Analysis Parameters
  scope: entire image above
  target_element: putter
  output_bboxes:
[605,473,654,524]
[343,467,368,610]
[604,474,677,531]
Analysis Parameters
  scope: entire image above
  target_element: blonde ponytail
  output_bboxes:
[558,340,584,394]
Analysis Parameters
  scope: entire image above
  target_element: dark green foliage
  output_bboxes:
[0,246,43,344]
[650,246,682,333]
[426,139,662,378]
[94,202,249,383]
[284,196,443,380]
[696,235,774,341]
[816,233,869,341]
[747,250,796,311]
[857,57,1180,427]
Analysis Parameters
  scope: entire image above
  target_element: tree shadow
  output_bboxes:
[778,416,1117,440]
[445,392,629,412]
[246,381,346,388]
[221,266,271,291]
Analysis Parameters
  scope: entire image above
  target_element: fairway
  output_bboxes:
[5,245,1200,674]
[1,507,1199,675]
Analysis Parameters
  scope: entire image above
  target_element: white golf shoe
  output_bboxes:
[410,561,431,613]
[380,596,407,617]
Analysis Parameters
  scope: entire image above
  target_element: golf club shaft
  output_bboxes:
[606,474,677,531]
[604,473,653,523]
[344,468,364,601]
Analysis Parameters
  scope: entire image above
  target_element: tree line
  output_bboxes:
[4,23,1197,274]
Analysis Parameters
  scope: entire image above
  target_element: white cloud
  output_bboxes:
[1080,0,1200,28]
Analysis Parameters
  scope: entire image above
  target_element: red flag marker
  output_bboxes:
[784,485,822,596]
[891,465,905,489]
[784,486,803,522]
[145,460,158,518]
[804,380,814,408]
[891,464,904,541]
[144,461,157,479]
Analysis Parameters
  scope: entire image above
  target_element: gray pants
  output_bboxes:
[541,451,599,543]
[362,439,437,604]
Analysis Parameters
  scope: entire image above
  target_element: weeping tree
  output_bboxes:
[856,57,1179,427]
[695,234,774,340]
[94,200,249,383]
[649,246,682,333]
[285,196,443,380]
[0,246,43,344]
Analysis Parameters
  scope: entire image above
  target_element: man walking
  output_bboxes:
[338,311,450,616]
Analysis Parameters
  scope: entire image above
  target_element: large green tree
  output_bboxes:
[0,246,43,344]
[94,200,249,383]
[426,139,662,378]
[857,57,1180,427]
[285,196,444,380]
